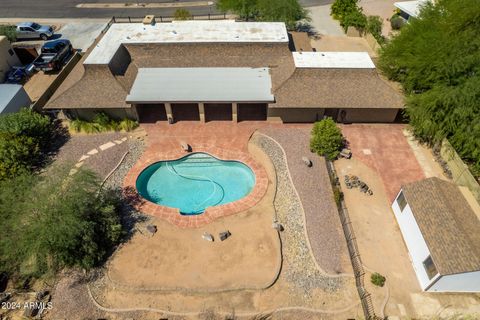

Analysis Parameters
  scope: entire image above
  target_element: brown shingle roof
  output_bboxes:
[272,68,405,109]
[45,65,129,109]
[402,177,480,275]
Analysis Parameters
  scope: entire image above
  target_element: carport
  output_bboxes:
[135,104,167,123]
[126,67,274,123]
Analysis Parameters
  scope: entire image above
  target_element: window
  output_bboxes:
[423,256,438,280]
[396,191,407,211]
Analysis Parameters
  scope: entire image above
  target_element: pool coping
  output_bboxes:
[123,145,269,228]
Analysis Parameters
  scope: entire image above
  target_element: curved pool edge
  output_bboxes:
[123,146,269,228]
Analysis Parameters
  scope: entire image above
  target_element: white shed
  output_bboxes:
[391,177,480,292]
[0,84,32,115]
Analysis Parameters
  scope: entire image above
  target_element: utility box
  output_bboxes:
[143,15,156,25]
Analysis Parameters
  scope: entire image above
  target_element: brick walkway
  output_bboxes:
[123,122,274,228]
[340,124,425,201]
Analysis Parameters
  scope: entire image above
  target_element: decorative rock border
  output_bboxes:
[123,144,269,228]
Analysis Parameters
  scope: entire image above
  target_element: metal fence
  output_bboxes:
[110,13,228,24]
[326,161,380,320]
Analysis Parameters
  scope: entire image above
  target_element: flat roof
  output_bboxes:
[85,21,289,65]
[126,67,274,103]
[0,84,23,113]
[292,52,375,69]
[394,0,429,18]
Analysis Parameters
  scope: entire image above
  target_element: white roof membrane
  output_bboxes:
[292,52,375,69]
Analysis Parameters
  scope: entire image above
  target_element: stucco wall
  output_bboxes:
[428,271,480,292]
[341,108,399,123]
[267,108,325,123]
[268,107,399,123]
[391,190,440,290]
[0,36,21,82]
[66,108,137,121]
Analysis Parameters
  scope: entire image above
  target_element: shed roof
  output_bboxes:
[293,52,376,69]
[126,67,274,103]
[0,84,23,113]
[394,0,429,18]
[402,177,480,275]
[85,21,289,65]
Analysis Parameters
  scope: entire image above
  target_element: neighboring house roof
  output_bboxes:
[394,0,429,18]
[402,177,480,275]
[272,68,404,109]
[85,21,289,65]
[0,84,27,114]
[293,52,376,69]
[126,67,274,103]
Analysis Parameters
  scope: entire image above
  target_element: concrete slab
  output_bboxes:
[57,22,107,52]
[87,148,98,155]
[99,141,116,151]
[79,154,89,161]
[308,4,345,36]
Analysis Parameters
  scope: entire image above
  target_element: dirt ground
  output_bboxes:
[89,140,361,319]
[311,35,377,57]
[335,134,480,318]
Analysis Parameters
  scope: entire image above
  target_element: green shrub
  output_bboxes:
[331,0,359,20]
[0,168,124,280]
[0,25,16,42]
[342,9,367,33]
[310,118,344,160]
[371,272,386,287]
[69,112,137,134]
[390,14,405,30]
[0,109,52,179]
[366,15,385,44]
[118,118,139,132]
[174,8,192,20]
[333,187,344,206]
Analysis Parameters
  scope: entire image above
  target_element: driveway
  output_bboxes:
[56,22,107,52]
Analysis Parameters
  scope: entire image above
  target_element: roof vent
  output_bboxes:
[143,15,156,25]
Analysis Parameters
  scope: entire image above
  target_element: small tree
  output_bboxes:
[310,118,343,160]
[174,8,192,20]
[371,272,386,287]
[331,0,359,20]
[366,15,385,44]
[341,9,367,33]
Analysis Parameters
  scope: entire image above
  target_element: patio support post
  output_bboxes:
[165,103,173,122]
[198,103,205,123]
[232,103,238,122]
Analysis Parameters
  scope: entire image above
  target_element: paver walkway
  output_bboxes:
[340,124,425,201]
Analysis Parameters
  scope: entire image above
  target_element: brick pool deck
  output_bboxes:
[340,124,426,201]
[123,122,270,228]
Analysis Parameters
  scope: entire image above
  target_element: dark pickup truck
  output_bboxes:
[33,39,73,72]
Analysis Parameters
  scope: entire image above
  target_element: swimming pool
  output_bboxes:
[136,153,256,215]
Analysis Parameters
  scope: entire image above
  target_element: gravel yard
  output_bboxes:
[259,127,351,275]
[53,132,129,179]
[251,132,346,294]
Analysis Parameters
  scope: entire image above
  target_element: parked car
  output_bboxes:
[16,22,54,41]
[4,66,32,84]
[33,39,73,72]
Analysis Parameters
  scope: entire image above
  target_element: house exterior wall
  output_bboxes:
[0,36,21,82]
[267,108,325,123]
[341,108,399,123]
[428,271,480,292]
[391,190,440,290]
[65,108,137,121]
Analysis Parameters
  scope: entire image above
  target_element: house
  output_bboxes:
[394,0,429,20]
[45,20,403,123]
[0,35,22,82]
[391,177,480,292]
[0,84,32,115]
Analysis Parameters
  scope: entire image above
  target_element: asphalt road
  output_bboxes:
[1,0,333,19]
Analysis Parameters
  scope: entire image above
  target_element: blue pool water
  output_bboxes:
[136,153,256,215]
